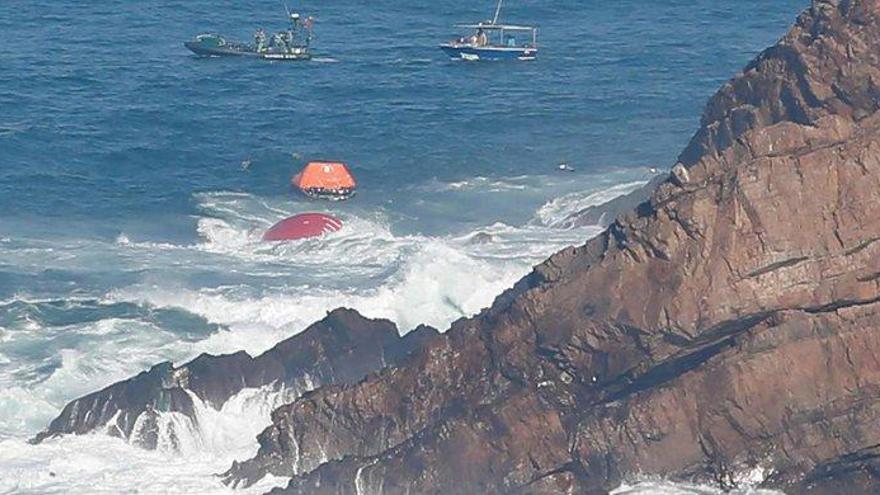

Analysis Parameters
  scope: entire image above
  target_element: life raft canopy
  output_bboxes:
[292,161,357,200]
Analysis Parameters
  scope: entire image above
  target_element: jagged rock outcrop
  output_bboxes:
[33,308,438,449]
[220,1,880,493]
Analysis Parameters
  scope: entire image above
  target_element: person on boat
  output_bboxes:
[254,28,267,52]
[278,31,290,52]
[476,28,488,47]
[287,13,301,46]
[272,32,285,49]
[303,16,314,46]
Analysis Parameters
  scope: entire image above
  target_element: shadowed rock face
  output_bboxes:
[33,308,438,449]
[218,1,880,493]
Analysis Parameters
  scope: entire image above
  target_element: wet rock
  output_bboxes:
[33,308,437,448]
[670,162,690,186]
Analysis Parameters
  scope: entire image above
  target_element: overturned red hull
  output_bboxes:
[262,213,343,241]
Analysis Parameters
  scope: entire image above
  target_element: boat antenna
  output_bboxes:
[279,1,297,31]
[492,0,503,24]
[279,1,292,20]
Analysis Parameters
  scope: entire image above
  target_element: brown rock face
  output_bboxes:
[223,1,880,493]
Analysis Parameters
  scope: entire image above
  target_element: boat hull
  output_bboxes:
[300,187,356,201]
[439,44,537,61]
[184,42,311,61]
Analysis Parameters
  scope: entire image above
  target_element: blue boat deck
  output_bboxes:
[439,43,537,61]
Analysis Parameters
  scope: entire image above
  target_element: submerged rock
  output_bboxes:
[33,308,438,449]
[467,232,495,244]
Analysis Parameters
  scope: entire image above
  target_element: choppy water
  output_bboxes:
[0,0,804,493]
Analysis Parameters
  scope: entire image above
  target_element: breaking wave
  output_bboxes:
[533,180,646,227]
[613,478,783,495]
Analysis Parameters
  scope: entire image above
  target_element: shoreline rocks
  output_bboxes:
[33,308,438,450]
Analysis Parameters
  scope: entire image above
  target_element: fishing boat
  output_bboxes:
[440,0,537,61]
[185,10,313,61]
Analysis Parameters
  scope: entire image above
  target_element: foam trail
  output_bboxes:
[183,384,309,456]
[0,313,201,438]
[612,480,783,495]
[0,435,286,494]
[0,383,309,494]
[109,228,532,356]
[533,180,647,228]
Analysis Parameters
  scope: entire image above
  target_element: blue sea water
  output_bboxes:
[0,1,804,493]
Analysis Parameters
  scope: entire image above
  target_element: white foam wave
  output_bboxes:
[195,211,406,275]
[0,382,310,494]
[0,434,286,495]
[102,189,564,358]
[453,221,606,261]
[109,238,528,357]
[0,317,195,438]
[429,175,532,193]
[534,180,646,228]
[184,384,306,456]
[612,479,783,495]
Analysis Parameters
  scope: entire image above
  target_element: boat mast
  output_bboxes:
[280,1,294,29]
[492,0,503,24]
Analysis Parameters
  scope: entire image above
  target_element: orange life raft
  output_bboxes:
[291,161,357,200]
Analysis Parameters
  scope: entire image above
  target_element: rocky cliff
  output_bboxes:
[221,1,880,493]
[33,308,437,449]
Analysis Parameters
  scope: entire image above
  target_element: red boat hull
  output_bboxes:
[262,213,343,241]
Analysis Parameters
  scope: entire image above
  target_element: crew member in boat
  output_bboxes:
[287,12,301,49]
[303,16,314,46]
[474,28,488,47]
[271,32,284,49]
[254,28,267,52]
